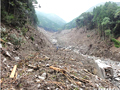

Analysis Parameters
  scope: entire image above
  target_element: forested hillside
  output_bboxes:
[76,1,120,47]
[1,0,38,27]
[36,10,66,32]
[38,12,66,26]
[63,18,77,29]
[64,2,120,31]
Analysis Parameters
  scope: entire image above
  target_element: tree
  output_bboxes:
[1,0,38,27]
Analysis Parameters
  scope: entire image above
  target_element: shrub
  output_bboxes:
[105,30,111,36]
[21,27,28,36]
[9,34,22,45]
[87,35,90,37]
[111,38,120,48]
[30,36,34,41]
[0,27,8,42]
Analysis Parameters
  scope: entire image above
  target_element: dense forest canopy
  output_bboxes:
[1,0,38,27]
[76,1,120,47]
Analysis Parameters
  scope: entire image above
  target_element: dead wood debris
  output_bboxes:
[49,66,96,87]
[10,65,17,78]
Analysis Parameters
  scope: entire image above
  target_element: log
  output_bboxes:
[0,38,5,43]
[10,65,17,78]
[49,66,66,73]
[0,79,2,84]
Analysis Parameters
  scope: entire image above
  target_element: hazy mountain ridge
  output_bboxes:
[35,10,66,32]
[43,13,66,26]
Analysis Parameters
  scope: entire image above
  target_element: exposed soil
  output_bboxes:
[1,26,120,90]
[53,28,120,61]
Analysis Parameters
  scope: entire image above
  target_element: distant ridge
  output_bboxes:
[35,10,66,32]
[86,2,120,12]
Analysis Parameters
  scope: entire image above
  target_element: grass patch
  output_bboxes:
[111,38,120,48]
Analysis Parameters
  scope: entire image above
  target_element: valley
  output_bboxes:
[1,0,120,90]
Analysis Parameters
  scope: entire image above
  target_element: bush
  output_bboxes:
[87,35,90,37]
[21,27,28,36]
[111,38,120,48]
[105,30,111,36]
[0,27,8,42]
[30,36,34,41]
[9,34,22,45]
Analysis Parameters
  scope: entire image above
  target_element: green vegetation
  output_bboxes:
[9,34,23,45]
[1,0,38,27]
[1,0,38,48]
[1,27,8,42]
[63,18,77,29]
[75,1,120,47]
[111,38,120,48]
[36,10,66,32]
[22,27,28,36]
[30,36,34,41]
[64,2,120,31]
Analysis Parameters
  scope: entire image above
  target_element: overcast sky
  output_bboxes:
[35,0,120,22]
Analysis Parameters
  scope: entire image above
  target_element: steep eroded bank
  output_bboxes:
[53,28,120,61]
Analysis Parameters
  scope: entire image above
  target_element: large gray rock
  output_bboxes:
[94,59,113,79]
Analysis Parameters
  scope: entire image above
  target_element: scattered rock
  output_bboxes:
[70,58,75,61]
[43,55,50,60]
[27,69,34,72]
[26,37,29,39]
[35,75,38,77]
[46,64,50,67]
[35,44,38,47]
[6,51,11,57]
[7,65,10,68]
[117,73,120,77]
[37,84,41,88]
[35,79,41,83]
[47,87,50,89]
[2,50,11,57]
[114,77,120,81]
[7,42,12,45]
[28,64,38,70]
[0,44,2,48]
[37,72,47,80]
[55,88,59,90]
[38,76,45,80]
[41,72,47,78]
[3,58,7,62]
[14,57,20,61]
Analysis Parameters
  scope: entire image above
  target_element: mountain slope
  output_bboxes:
[63,18,77,29]
[35,10,66,31]
[43,13,66,26]
[63,1,120,30]
[86,2,120,12]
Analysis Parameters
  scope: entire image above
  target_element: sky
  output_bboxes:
[35,0,120,22]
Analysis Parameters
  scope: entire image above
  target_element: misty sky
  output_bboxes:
[35,0,120,22]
